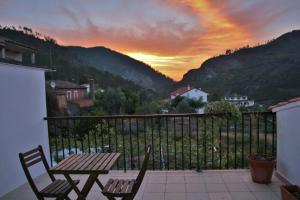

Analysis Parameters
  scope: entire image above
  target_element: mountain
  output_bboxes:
[0,27,174,92]
[65,46,174,91]
[179,30,300,106]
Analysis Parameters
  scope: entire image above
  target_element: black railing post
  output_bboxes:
[234,120,237,169]
[129,118,133,169]
[181,116,184,169]
[226,117,229,169]
[174,117,177,170]
[249,116,252,155]
[264,114,267,154]
[196,117,200,171]
[114,118,119,169]
[189,116,192,169]
[242,114,245,168]
[272,114,276,156]
[47,120,53,167]
[151,117,154,170]
[219,127,222,169]
[203,117,207,169]
[158,117,162,170]
[211,117,214,169]
[136,119,140,169]
[121,119,126,172]
[166,117,170,170]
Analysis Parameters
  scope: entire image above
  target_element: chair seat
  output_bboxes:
[102,178,136,197]
[40,179,80,197]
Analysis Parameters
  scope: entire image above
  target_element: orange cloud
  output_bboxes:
[43,0,293,81]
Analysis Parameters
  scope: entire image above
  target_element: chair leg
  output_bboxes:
[55,196,64,200]
[122,196,134,200]
[104,195,117,200]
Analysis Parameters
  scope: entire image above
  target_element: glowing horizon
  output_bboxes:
[1,0,299,81]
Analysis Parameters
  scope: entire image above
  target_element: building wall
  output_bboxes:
[181,89,208,102]
[56,94,67,112]
[273,102,300,185]
[0,63,49,197]
[56,88,87,101]
[5,49,23,62]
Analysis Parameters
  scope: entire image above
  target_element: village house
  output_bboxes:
[48,79,95,113]
[0,36,36,64]
[224,94,255,107]
[170,85,208,102]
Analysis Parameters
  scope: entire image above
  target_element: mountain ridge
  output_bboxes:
[179,30,300,105]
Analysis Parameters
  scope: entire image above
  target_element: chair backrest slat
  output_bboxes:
[26,157,43,167]
[24,151,41,163]
[22,147,40,157]
[132,145,151,197]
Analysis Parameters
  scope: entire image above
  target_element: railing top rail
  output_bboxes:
[44,111,274,120]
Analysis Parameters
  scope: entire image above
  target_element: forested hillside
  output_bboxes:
[180,30,300,105]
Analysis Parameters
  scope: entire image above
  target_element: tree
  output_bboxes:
[136,101,162,114]
[94,88,124,114]
[204,100,241,120]
[171,96,185,107]
[225,49,232,55]
[122,88,138,114]
[188,98,205,108]
[176,99,195,113]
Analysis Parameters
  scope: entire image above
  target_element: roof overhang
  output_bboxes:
[0,61,54,72]
[271,97,300,112]
[0,36,37,52]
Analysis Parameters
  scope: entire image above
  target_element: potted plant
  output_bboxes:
[281,185,300,200]
[248,154,276,184]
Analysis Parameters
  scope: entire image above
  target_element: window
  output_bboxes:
[74,90,79,100]
[67,91,72,100]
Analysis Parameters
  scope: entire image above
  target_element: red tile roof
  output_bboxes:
[171,86,193,97]
[269,97,300,110]
[75,99,94,108]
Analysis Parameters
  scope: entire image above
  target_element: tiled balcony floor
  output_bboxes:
[0,170,284,200]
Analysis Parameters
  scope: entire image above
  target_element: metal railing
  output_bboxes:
[45,112,276,170]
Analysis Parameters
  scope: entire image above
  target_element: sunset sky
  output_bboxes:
[1,0,300,80]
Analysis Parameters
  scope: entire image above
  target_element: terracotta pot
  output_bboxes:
[248,155,276,184]
[281,185,300,200]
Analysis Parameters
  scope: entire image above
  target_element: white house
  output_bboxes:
[0,62,50,196]
[170,85,208,102]
[271,97,300,185]
[224,95,254,107]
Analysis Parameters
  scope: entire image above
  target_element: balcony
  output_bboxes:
[0,170,284,200]
[1,112,286,200]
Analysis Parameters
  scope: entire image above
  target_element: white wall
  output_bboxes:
[0,63,49,196]
[181,89,208,102]
[273,101,300,185]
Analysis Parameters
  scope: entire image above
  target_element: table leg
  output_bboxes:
[63,174,98,200]
[95,178,104,190]
[79,174,99,200]
[64,174,84,199]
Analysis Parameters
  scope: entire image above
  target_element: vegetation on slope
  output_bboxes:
[180,30,300,106]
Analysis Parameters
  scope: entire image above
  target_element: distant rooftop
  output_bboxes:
[48,80,87,89]
[270,97,300,111]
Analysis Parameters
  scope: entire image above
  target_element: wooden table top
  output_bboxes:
[49,153,120,174]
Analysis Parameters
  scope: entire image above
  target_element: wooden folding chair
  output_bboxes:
[19,145,79,200]
[102,145,151,200]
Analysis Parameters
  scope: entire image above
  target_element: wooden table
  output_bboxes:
[49,153,120,200]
